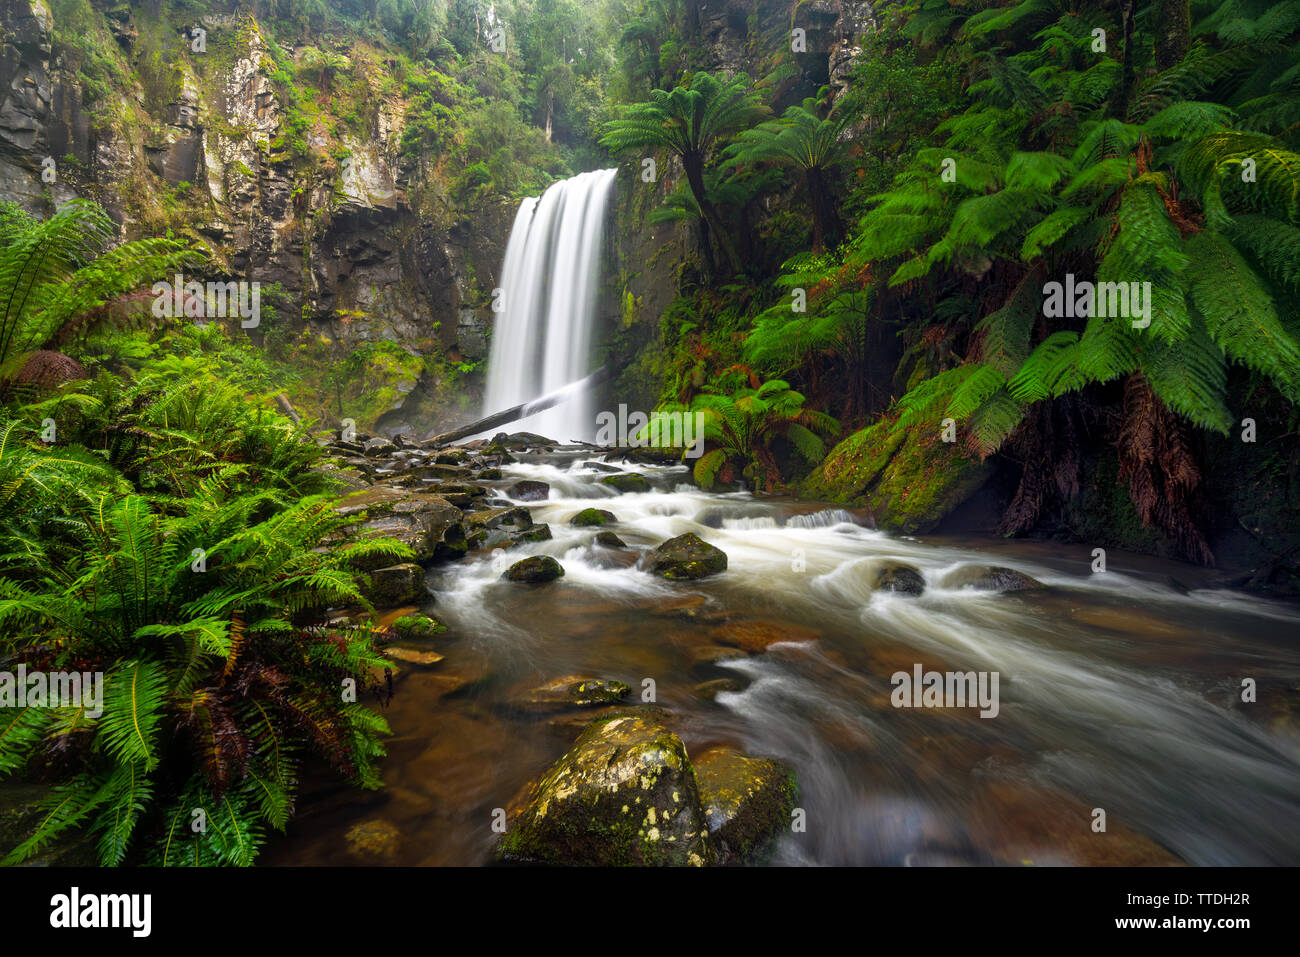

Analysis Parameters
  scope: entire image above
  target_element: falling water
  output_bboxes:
[481,169,618,443]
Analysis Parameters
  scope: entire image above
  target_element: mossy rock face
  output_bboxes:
[601,472,650,494]
[504,555,564,583]
[365,563,427,606]
[873,562,926,596]
[498,714,714,866]
[941,565,1043,592]
[694,747,798,865]
[800,414,992,534]
[570,507,616,527]
[650,533,728,580]
[393,613,445,641]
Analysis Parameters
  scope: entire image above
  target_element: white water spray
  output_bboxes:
[482,169,618,442]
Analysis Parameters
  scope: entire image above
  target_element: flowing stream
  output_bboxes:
[270,451,1300,867]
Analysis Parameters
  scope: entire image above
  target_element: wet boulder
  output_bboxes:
[601,472,650,494]
[649,533,728,580]
[694,748,798,865]
[504,555,565,583]
[523,676,631,712]
[365,563,427,606]
[498,714,714,866]
[941,565,1043,593]
[593,530,627,548]
[508,480,550,501]
[570,507,616,527]
[335,486,468,565]
[873,562,926,596]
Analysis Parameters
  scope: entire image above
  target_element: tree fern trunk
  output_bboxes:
[1154,0,1191,71]
[683,152,741,275]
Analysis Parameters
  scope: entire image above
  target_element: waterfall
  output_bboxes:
[481,168,618,443]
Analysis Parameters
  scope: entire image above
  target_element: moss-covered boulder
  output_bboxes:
[694,748,798,865]
[873,562,926,596]
[941,565,1044,592]
[570,507,616,526]
[504,555,564,583]
[523,676,631,711]
[800,414,992,534]
[498,714,714,866]
[393,613,445,641]
[365,563,427,606]
[649,533,728,580]
[601,472,650,494]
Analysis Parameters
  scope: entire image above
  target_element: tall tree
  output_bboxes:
[601,71,768,275]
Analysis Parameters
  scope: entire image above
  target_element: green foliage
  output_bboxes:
[0,373,405,866]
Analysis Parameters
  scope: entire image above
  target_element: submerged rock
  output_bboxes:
[504,555,565,583]
[498,714,714,866]
[710,619,819,653]
[694,748,798,865]
[873,562,926,596]
[694,678,744,700]
[346,819,400,862]
[601,472,650,494]
[570,507,616,527]
[649,533,728,580]
[941,565,1043,592]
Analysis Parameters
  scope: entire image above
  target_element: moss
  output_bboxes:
[392,613,445,641]
[800,413,992,534]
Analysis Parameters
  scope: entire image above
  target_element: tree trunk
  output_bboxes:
[683,152,740,275]
[1154,0,1191,70]
[1111,0,1138,117]
[805,166,842,253]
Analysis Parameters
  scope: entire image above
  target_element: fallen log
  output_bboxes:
[275,392,302,424]
[422,366,612,446]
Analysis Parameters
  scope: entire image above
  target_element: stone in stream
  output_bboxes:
[694,678,744,700]
[873,561,926,596]
[345,819,400,862]
[509,523,552,545]
[507,480,550,501]
[383,646,445,666]
[940,565,1043,592]
[503,555,565,583]
[600,472,650,494]
[365,563,428,606]
[710,619,819,653]
[570,507,616,526]
[497,714,714,866]
[694,747,798,865]
[334,486,468,565]
[392,613,445,641]
[464,506,533,531]
[362,437,397,456]
[593,530,627,548]
[649,532,728,580]
[523,676,631,712]
[477,467,503,480]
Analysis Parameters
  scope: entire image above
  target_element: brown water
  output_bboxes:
[267,451,1300,866]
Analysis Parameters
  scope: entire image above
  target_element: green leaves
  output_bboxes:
[100,659,169,770]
